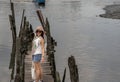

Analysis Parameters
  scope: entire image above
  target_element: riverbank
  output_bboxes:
[100,4,120,19]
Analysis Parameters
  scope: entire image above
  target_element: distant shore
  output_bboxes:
[100,4,120,19]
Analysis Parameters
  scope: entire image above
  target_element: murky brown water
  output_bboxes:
[1,0,120,82]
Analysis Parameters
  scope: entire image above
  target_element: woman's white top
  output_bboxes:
[33,37,42,55]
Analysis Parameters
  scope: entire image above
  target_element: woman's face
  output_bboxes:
[36,30,42,36]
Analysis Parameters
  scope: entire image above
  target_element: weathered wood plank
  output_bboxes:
[25,52,54,82]
[43,75,54,82]
[25,54,32,82]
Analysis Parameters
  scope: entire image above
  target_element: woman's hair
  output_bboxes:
[33,26,45,40]
[40,31,44,39]
[35,30,44,39]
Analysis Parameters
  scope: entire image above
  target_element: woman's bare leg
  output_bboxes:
[38,62,42,80]
[34,62,40,82]
[34,62,43,82]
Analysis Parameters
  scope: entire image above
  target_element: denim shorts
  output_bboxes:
[32,54,42,62]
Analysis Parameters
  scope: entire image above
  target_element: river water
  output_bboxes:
[1,0,120,82]
[42,0,120,82]
[0,0,12,82]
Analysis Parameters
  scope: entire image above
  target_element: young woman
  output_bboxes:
[31,26,45,82]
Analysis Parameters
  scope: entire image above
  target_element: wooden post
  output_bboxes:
[9,1,17,81]
[62,68,66,82]
[15,38,22,82]
[29,24,34,42]
[45,17,57,82]
[9,13,16,81]
[9,1,16,69]
[68,56,79,82]
[36,10,46,29]
[9,15,16,68]
[19,9,25,37]
[10,2,16,27]
[56,71,61,82]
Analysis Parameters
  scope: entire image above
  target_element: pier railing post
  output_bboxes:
[9,2,17,81]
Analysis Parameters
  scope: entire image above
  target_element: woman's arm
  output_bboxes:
[41,37,45,60]
[31,42,34,55]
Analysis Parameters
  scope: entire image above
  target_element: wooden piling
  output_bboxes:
[15,38,22,82]
[19,9,25,37]
[68,56,79,82]
[9,14,17,80]
[62,68,66,82]
[9,2,17,80]
[56,71,61,82]
[36,10,46,29]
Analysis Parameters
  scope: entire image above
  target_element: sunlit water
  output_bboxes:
[1,0,120,82]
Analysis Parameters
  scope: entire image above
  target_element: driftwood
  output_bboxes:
[68,56,79,82]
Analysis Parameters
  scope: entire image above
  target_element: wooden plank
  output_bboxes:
[25,54,32,82]
[25,53,54,82]
[43,75,54,82]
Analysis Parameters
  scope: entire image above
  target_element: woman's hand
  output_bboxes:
[41,56,44,62]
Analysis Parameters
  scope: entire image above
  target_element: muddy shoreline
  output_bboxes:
[100,4,120,19]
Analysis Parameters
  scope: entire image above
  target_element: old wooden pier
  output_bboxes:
[24,10,55,82]
[9,0,79,82]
